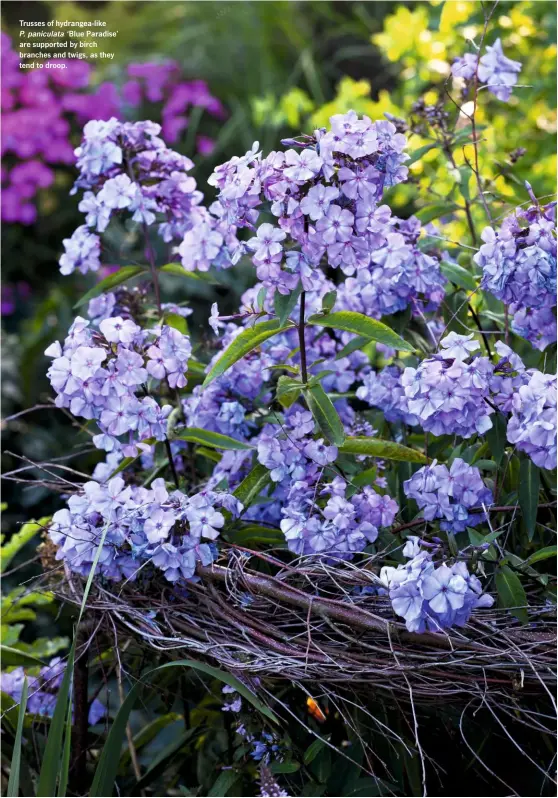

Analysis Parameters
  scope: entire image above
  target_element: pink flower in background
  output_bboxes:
[1,37,225,226]
[122,60,225,148]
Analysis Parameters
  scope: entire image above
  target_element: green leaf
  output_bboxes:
[164,311,188,335]
[495,566,528,624]
[526,546,557,565]
[7,676,27,798]
[160,262,218,283]
[276,375,303,409]
[274,281,302,325]
[406,142,436,166]
[321,290,337,313]
[0,645,44,668]
[339,437,428,463]
[233,463,272,509]
[172,427,253,450]
[203,319,295,387]
[304,738,327,765]
[519,459,540,541]
[271,761,301,774]
[57,695,73,797]
[1,517,51,573]
[208,770,241,796]
[74,266,145,309]
[440,260,478,292]
[415,203,460,225]
[225,525,284,547]
[36,645,74,796]
[485,415,507,466]
[307,311,414,352]
[304,384,345,446]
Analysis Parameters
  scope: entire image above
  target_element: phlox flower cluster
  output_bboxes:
[49,476,241,582]
[180,111,411,293]
[356,365,419,426]
[45,313,191,455]
[0,657,106,724]
[1,33,118,224]
[401,332,495,438]
[451,38,522,102]
[280,476,398,558]
[335,213,447,319]
[122,60,225,151]
[381,540,494,633]
[507,370,557,470]
[59,117,205,275]
[404,459,493,533]
[475,201,557,350]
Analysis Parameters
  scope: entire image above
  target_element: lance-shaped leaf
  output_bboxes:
[304,384,345,446]
[339,437,428,463]
[159,262,218,283]
[274,281,302,325]
[440,260,478,292]
[74,265,146,308]
[1,645,44,668]
[233,463,272,508]
[172,427,253,450]
[203,320,295,387]
[495,565,528,624]
[276,375,303,409]
[7,676,28,798]
[307,311,414,352]
[526,546,557,566]
[519,458,540,541]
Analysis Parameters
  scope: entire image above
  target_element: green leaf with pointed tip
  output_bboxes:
[321,290,337,313]
[495,565,528,624]
[276,375,302,409]
[485,414,507,466]
[274,281,302,325]
[7,676,27,798]
[519,459,540,541]
[440,261,478,291]
[1,645,44,668]
[339,437,428,463]
[526,546,557,565]
[307,311,414,352]
[233,463,272,509]
[226,524,284,546]
[36,644,75,796]
[159,262,218,283]
[304,384,345,446]
[74,266,146,309]
[208,770,242,797]
[203,320,295,387]
[304,738,327,765]
[172,427,253,450]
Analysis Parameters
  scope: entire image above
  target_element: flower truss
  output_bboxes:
[40,92,556,638]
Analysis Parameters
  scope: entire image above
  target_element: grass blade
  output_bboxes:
[7,676,28,798]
